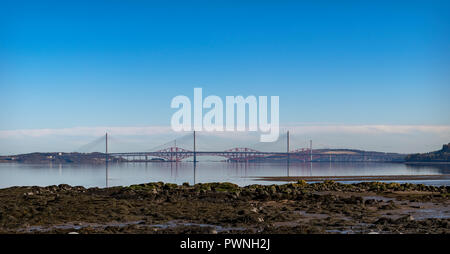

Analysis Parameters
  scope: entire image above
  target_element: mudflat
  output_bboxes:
[0,181,449,234]
[253,174,450,182]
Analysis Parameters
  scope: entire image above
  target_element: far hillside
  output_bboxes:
[405,143,450,162]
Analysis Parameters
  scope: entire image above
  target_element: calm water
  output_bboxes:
[0,162,449,189]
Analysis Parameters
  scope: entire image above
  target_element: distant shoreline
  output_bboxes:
[2,160,450,165]
[404,161,450,165]
[1,151,449,164]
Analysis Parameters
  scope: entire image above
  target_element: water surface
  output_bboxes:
[0,162,449,188]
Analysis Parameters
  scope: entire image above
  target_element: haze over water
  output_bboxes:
[1,162,449,189]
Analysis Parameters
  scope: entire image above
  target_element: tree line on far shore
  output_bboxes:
[405,143,450,162]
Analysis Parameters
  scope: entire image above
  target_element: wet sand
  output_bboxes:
[253,174,450,182]
[0,181,449,234]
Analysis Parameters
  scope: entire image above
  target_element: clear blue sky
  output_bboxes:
[1,0,449,130]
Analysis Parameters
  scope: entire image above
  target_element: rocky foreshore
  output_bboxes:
[0,181,449,234]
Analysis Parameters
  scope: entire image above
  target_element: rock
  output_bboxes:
[297,180,307,185]
[364,199,376,205]
[394,215,414,224]
[405,215,415,221]
[374,217,394,225]
[58,184,71,190]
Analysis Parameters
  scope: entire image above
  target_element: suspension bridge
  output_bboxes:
[78,131,402,163]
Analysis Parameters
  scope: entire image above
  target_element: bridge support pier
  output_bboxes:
[287,131,290,163]
[193,131,197,163]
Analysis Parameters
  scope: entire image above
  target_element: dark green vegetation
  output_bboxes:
[0,181,449,234]
[0,152,125,163]
[406,143,450,163]
[257,149,405,162]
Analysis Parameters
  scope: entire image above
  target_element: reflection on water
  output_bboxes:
[0,162,449,189]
